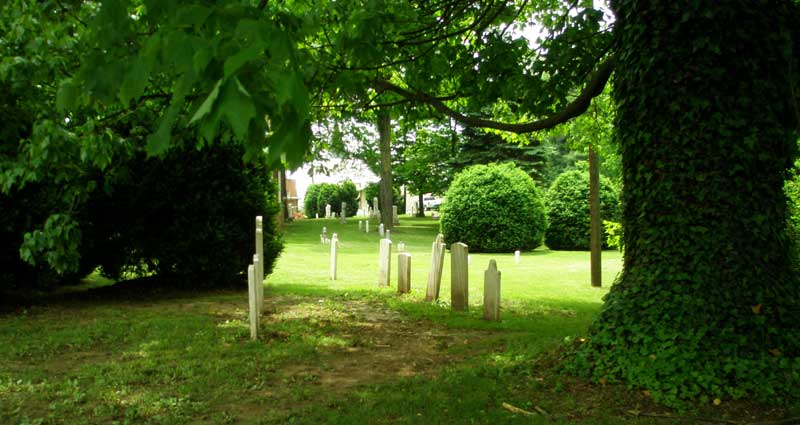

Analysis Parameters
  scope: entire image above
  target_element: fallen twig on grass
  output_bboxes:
[502,402,537,416]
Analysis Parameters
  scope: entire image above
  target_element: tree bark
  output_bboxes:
[584,1,800,400]
[377,107,394,230]
[417,192,425,217]
[588,145,601,287]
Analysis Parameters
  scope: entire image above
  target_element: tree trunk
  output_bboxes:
[582,1,800,402]
[273,170,284,226]
[377,108,394,230]
[280,169,289,221]
[417,193,425,217]
[588,145,601,287]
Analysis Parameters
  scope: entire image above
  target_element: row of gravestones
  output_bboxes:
[315,198,400,226]
[330,232,501,321]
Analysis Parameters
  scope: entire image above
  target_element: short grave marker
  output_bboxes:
[483,260,501,321]
[397,253,411,294]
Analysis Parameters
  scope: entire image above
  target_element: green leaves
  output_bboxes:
[119,57,150,106]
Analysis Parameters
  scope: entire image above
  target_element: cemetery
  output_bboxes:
[2,1,799,424]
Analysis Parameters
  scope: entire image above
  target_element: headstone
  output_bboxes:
[514,250,521,264]
[393,205,399,225]
[255,217,264,307]
[451,242,469,311]
[320,234,326,244]
[340,202,347,223]
[483,260,501,321]
[378,238,392,287]
[323,226,327,237]
[379,223,385,237]
[373,197,379,212]
[315,213,319,219]
[386,229,391,241]
[366,219,370,233]
[330,233,339,280]
[425,234,446,301]
[397,253,411,294]
[325,204,332,218]
[253,254,262,315]
[398,242,405,252]
[359,220,363,231]
[247,264,258,340]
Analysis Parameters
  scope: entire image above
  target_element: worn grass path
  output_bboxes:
[2,217,787,424]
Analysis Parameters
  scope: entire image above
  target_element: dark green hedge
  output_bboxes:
[305,180,359,217]
[440,163,547,252]
[544,169,621,250]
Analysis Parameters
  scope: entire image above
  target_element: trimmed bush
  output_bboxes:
[315,183,339,215]
[544,169,621,250]
[440,163,547,252]
[336,180,359,216]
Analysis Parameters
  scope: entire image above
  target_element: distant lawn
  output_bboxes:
[2,216,787,424]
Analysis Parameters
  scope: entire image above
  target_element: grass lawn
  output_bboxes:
[0,217,790,424]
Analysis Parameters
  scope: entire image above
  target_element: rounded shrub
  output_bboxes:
[544,169,621,250]
[440,163,547,252]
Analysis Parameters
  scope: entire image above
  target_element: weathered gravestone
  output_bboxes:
[397,242,405,252]
[514,250,521,264]
[451,242,469,311]
[378,238,392,287]
[425,234,446,301]
[483,260,501,321]
[247,264,258,340]
[366,220,370,233]
[325,204,332,218]
[397,253,411,294]
[255,216,264,305]
[330,233,339,280]
[379,223,385,237]
[253,254,262,315]
[386,229,391,241]
[393,205,399,225]
[359,220,363,231]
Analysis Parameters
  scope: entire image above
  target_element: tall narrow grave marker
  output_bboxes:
[247,264,258,340]
[330,233,339,280]
[378,238,392,287]
[425,234,446,301]
[451,242,469,311]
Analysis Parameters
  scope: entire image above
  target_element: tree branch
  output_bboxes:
[375,54,617,134]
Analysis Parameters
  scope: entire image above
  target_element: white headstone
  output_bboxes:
[451,242,469,311]
[425,234,445,301]
[514,250,521,264]
[325,204,332,218]
[359,220,363,231]
[392,205,399,225]
[398,242,405,252]
[322,226,327,236]
[247,264,258,340]
[253,253,262,315]
[366,219,370,233]
[397,253,411,294]
[255,216,264,309]
[386,229,391,241]
[379,223,385,237]
[315,213,319,219]
[483,260,501,321]
[330,233,339,280]
[378,238,392,287]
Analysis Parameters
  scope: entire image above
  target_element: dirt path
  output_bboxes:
[262,295,500,391]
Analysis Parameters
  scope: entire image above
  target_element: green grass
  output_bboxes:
[2,216,785,424]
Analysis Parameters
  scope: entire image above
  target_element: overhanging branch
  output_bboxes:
[375,54,617,134]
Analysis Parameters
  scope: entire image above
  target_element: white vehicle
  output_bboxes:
[423,195,442,210]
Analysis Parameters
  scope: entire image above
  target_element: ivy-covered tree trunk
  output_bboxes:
[577,2,800,404]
